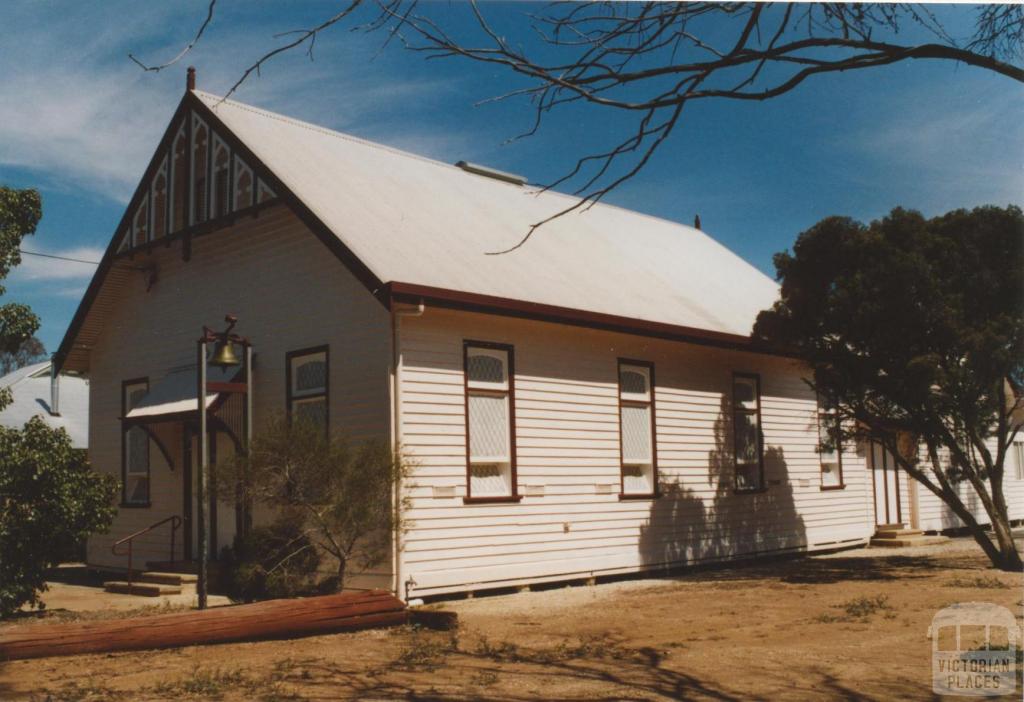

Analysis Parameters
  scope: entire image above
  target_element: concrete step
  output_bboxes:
[139,571,198,586]
[875,528,923,539]
[103,580,182,597]
[870,535,951,548]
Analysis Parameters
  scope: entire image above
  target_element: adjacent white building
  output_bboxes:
[0,361,89,449]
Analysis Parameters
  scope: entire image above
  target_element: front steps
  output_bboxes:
[870,524,951,548]
[103,571,197,597]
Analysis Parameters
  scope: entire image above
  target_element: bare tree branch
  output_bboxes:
[128,0,217,72]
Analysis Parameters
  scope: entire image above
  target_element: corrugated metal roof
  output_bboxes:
[0,362,89,448]
[196,91,779,337]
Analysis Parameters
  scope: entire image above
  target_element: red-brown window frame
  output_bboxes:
[732,372,765,493]
[617,358,660,500]
[817,397,845,491]
[121,377,151,508]
[285,345,330,434]
[463,340,521,505]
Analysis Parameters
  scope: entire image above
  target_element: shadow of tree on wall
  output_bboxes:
[639,393,807,570]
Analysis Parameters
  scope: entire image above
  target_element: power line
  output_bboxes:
[18,249,101,266]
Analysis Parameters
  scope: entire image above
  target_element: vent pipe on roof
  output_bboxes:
[50,362,61,417]
[455,161,527,186]
[187,66,196,92]
[694,214,701,230]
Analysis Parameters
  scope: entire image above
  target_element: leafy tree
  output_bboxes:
[216,416,409,588]
[753,205,1023,571]
[0,418,118,617]
[0,186,42,408]
[135,3,1022,247]
[0,336,48,376]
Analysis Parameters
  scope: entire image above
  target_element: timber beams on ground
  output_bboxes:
[0,590,407,661]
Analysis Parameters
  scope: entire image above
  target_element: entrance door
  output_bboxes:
[871,441,903,526]
[183,429,237,560]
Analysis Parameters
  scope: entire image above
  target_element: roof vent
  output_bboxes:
[455,160,527,186]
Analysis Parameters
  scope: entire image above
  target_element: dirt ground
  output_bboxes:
[2,537,1021,701]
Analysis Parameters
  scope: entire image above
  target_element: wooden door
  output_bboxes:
[871,441,902,526]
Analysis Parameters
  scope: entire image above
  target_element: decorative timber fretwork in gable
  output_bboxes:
[114,103,277,257]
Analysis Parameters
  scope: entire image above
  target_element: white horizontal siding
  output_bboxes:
[398,308,874,596]
[87,205,393,572]
[913,439,1024,532]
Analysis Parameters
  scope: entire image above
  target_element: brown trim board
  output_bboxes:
[390,283,793,357]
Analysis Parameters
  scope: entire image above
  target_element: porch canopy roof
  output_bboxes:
[124,365,239,423]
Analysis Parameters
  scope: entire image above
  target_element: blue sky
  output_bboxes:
[1,1,1021,353]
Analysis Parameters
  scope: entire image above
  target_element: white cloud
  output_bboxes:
[0,2,467,203]
[10,247,104,282]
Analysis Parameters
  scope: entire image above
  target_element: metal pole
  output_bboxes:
[244,342,254,535]
[197,338,209,610]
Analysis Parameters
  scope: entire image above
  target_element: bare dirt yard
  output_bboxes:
[2,537,1021,701]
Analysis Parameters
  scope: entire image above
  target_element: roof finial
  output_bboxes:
[694,214,701,230]
[186,66,196,92]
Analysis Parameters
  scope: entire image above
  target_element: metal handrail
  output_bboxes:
[111,515,182,589]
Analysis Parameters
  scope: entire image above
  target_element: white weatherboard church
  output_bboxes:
[56,74,1024,600]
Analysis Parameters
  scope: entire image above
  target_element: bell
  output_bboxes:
[210,339,240,368]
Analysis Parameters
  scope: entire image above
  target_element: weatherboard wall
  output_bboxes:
[396,308,875,596]
[85,205,393,586]
[912,440,1024,532]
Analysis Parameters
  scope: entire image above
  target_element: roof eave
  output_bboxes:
[387,281,796,358]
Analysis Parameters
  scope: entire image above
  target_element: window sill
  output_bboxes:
[820,484,846,491]
[463,495,523,505]
[618,492,661,501]
[733,487,767,495]
[119,502,152,509]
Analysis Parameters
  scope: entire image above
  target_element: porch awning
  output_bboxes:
[125,365,240,422]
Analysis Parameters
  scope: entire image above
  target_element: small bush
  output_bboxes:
[842,594,891,618]
[946,575,1010,589]
[219,515,321,602]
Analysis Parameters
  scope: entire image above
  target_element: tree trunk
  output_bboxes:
[337,557,347,591]
[987,513,1023,571]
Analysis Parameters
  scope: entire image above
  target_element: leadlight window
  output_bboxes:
[233,156,253,211]
[465,344,516,499]
[211,135,230,219]
[733,373,764,491]
[287,347,328,433]
[619,361,657,496]
[133,199,148,247]
[123,380,150,505]
[152,157,168,240]
[170,125,188,233]
[191,116,209,225]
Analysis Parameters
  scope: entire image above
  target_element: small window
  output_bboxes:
[1014,441,1024,481]
[192,117,209,225]
[287,347,328,432]
[233,156,253,211]
[133,199,148,247]
[619,361,657,496]
[211,135,230,219]
[170,125,188,233]
[733,373,763,491]
[152,158,168,240]
[122,380,150,505]
[465,343,517,501]
[817,395,844,489]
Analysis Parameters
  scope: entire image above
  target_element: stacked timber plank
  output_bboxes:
[0,590,406,661]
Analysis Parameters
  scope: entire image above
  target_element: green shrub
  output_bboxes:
[219,514,321,602]
[0,418,117,617]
